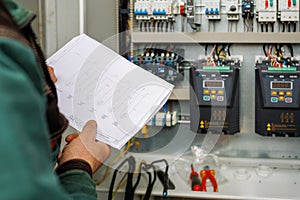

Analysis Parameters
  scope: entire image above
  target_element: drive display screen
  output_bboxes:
[203,80,224,88]
[271,81,292,89]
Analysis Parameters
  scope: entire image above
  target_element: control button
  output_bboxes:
[203,90,210,94]
[285,97,293,103]
[279,96,285,101]
[221,74,229,77]
[279,75,285,78]
[230,5,237,11]
[279,91,284,96]
[211,95,216,99]
[211,90,216,95]
[218,90,224,95]
[290,75,298,79]
[203,96,211,101]
[271,97,278,103]
[217,96,224,102]
[286,91,292,96]
[271,91,277,96]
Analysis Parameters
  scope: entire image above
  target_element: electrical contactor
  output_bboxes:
[190,57,241,134]
[255,56,300,136]
[257,0,277,22]
[278,0,299,22]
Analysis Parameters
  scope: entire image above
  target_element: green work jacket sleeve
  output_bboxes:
[0,37,97,200]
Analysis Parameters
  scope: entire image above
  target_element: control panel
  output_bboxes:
[190,57,241,134]
[255,56,300,136]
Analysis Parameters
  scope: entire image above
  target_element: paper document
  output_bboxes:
[47,34,174,149]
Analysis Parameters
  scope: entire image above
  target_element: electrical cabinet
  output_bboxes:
[30,0,300,199]
[112,0,300,199]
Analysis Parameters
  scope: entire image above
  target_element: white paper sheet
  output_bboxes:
[47,34,174,149]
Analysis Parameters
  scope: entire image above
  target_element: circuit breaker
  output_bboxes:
[278,0,300,22]
[152,0,173,20]
[134,0,151,20]
[204,0,221,20]
[255,57,300,136]
[190,58,241,134]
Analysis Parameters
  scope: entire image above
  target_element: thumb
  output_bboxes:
[80,120,97,141]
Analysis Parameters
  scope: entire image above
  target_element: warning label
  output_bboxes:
[271,123,297,131]
[199,120,229,129]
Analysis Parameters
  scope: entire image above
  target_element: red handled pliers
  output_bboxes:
[200,166,218,192]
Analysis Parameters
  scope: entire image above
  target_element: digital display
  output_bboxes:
[271,81,292,89]
[203,80,224,88]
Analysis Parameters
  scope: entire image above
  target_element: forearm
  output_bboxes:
[58,169,97,200]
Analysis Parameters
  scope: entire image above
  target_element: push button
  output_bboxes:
[218,90,224,95]
[203,90,210,94]
[217,96,224,102]
[271,91,277,96]
[285,97,292,103]
[211,95,216,99]
[203,95,211,101]
[211,90,216,95]
[271,97,278,103]
[279,91,284,96]
[286,91,292,96]
[279,96,285,101]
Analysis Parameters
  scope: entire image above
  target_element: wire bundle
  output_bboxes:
[108,156,169,200]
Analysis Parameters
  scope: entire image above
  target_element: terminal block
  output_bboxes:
[242,0,254,19]
[226,0,240,20]
[131,48,185,83]
[278,0,299,22]
[257,0,277,22]
[204,0,221,20]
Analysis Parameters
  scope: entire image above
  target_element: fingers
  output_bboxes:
[80,120,97,140]
[48,66,57,83]
[65,133,79,143]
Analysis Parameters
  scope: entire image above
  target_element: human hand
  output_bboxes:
[48,66,57,83]
[58,120,111,173]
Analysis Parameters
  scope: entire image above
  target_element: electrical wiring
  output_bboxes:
[227,44,232,57]
[271,23,274,32]
[142,164,157,200]
[282,23,285,32]
[112,160,146,199]
[108,156,138,200]
[95,141,131,185]
[108,157,169,200]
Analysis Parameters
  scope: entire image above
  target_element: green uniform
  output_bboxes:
[0,1,98,199]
